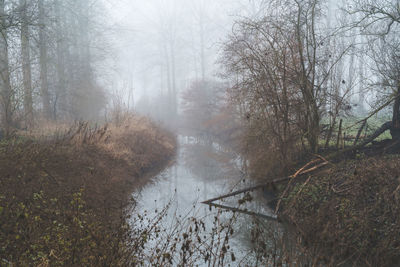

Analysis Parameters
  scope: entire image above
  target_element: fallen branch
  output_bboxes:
[295,161,329,176]
[290,159,321,178]
[328,121,393,160]
[314,154,329,162]
[344,95,396,131]
[356,121,392,148]
[201,184,269,205]
[206,202,278,221]
[202,157,330,218]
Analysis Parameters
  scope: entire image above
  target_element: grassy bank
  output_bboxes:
[0,116,176,266]
[281,155,400,266]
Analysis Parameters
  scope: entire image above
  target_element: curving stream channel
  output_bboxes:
[132,136,293,266]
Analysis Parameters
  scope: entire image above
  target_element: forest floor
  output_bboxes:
[279,143,400,266]
[0,115,176,266]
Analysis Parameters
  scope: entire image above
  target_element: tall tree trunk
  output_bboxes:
[357,19,366,114]
[170,42,177,117]
[38,0,51,119]
[199,6,206,82]
[162,42,172,115]
[391,86,400,140]
[20,0,33,128]
[79,0,91,79]
[55,0,66,120]
[308,103,320,153]
[0,0,12,136]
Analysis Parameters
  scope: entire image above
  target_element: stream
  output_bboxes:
[133,136,287,265]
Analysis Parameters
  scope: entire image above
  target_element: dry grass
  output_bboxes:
[0,114,176,266]
[281,155,400,266]
[99,116,175,174]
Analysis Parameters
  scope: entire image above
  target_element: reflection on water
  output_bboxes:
[133,136,282,265]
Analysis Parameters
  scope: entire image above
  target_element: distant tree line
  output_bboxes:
[0,0,107,136]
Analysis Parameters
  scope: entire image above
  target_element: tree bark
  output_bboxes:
[170,42,177,117]
[199,3,206,82]
[390,86,400,140]
[20,0,33,128]
[38,0,51,119]
[0,0,12,136]
[336,119,343,150]
[55,0,66,120]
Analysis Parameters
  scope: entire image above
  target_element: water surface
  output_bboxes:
[134,136,281,265]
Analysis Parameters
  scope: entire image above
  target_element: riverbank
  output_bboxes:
[280,154,400,266]
[0,116,176,266]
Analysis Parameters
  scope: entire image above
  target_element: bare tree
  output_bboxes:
[222,0,349,158]
[53,0,66,119]
[19,0,33,128]
[348,0,400,142]
[38,0,51,119]
[189,0,210,81]
[0,0,12,135]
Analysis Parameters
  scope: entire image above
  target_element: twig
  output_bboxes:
[313,154,329,163]
[290,159,321,178]
[295,161,328,176]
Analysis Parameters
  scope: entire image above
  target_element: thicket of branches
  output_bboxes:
[221,0,400,176]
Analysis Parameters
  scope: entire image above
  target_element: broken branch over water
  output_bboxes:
[206,202,278,221]
[202,157,329,219]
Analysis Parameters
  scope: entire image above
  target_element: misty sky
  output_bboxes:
[99,0,349,115]
[100,0,266,108]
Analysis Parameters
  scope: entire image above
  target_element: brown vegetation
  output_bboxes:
[281,155,400,266]
[0,115,176,266]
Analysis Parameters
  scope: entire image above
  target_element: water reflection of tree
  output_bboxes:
[182,142,241,182]
[181,80,223,143]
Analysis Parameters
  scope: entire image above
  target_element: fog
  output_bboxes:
[103,0,245,124]
[2,0,400,265]
[101,0,384,128]
[0,0,385,130]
